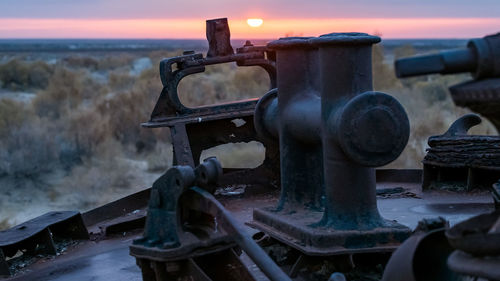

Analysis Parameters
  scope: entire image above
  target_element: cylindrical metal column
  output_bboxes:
[266,37,324,210]
[311,33,410,229]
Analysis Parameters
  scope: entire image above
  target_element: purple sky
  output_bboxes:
[1,0,500,19]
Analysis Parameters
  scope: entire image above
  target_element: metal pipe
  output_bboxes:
[190,187,292,281]
[395,32,500,79]
[395,48,477,78]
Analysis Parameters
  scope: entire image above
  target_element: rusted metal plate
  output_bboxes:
[7,236,144,281]
[0,212,87,247]
[82,188,150,227]
[0,211,89,277]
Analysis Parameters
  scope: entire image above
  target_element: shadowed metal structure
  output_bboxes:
[250,33,411,257]
[395,33,500,192]
[143,18,280,191]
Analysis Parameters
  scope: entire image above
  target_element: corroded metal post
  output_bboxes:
[255,37,324,210]
[252,33,411,255]
[314,33,410,229]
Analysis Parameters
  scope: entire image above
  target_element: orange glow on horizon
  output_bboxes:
[0,18,499,39]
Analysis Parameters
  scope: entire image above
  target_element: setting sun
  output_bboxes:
[247,18,263,27]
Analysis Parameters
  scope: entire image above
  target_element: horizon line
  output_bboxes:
[0,37,475,40]
[0,17,498,39]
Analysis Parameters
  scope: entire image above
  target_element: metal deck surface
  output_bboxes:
[4,181,494,281]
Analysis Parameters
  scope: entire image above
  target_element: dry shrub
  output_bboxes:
[145,142,173,172]
[62,56,99,70]
[95,66,163,148]
[53,139,137,209]
[33,66,108,118]
[108,71,134,91]
[0,99,34,138]
[372,44,399,90]
[394,44,417,60]
[0,59,53,90]
[147,50,183,62]
[0,99,64,177]
[0,118,59,177]
[97,53,135,70]
[63,107,113,156]
[33,67,84,118]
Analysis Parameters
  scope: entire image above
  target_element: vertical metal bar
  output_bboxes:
[171,124,195,167]
[466,168,476,191]
[40,228,57,255]
[422,164,435,190]
[0,248,10,277]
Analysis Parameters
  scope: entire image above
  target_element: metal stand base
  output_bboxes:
[250,207,410,256]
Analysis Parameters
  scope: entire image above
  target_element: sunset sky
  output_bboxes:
[0,0,499,39]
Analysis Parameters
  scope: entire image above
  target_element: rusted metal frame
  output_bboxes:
[131,159,289,281]
[99,211,146,237]
[187,116,256,167]
[171,123,195,167]
[146,49,276,125]
[0,211,89,276]
[185,116,280,187]
[145,47,277,171]
[82,188,150,227]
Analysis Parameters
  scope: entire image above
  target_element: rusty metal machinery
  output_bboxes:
[446,185,500,280]
[382,218,458,281]
[250,33,411,258]
[130,29,413,281]
[143,18,279,190]
[396,32,500,131]
[397,32,500,133]
[0,212,89,277]
[396,32,500,191]
[130,158,291,281]
[422,114,500,191]
[383,199,500,281]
